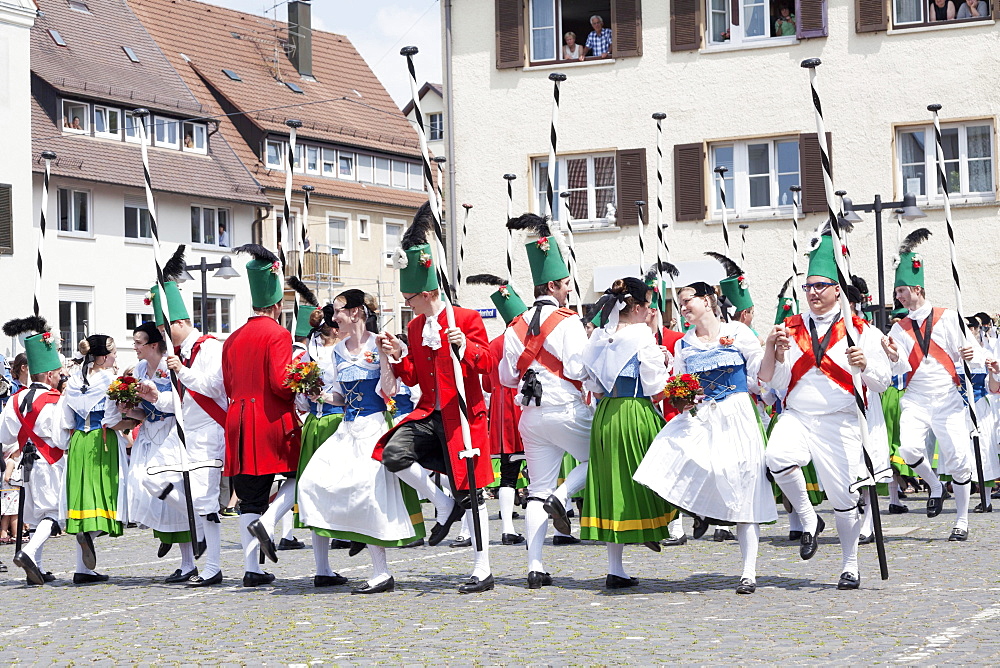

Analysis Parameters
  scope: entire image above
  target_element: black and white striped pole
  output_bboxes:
[33,151,56,318]
[715,165,731,256]
[545,73,583,312]
[503,173,516,282]
[284,119,303,317]
[132,108,205,558]
[402,46,483,550]
[800,60,888,579]
[636,200,647,274]
[929,102,989,512]
[558,192,583,314]
[459,202,472,294]
[653,112,680,329]
[789,185,802,312]
[739,223,749,267]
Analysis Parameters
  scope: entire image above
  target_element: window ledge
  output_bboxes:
[190,243,232,253]
[702,36,798,53]
[888,18,994,34]
[124,237,154,246]
[704,209,796,225]
[523,58,616,72]
[565,222,620,234]
[913,196,997,210]
[57,231,95,240]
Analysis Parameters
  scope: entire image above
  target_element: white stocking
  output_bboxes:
[259,479,296,538]
[606,542,627,578]
[954,482,971,530]
[834,509,861,576]
[889,480,902,505]
[736,523,759,581]
[525,499,547,573]
[788,510,803,533]
[910,458,942,497]
[772,467,817,534]
[394,463,453,519]
[860,500,873,537]
[239,513,263,574]
[280,509,295,541]
[178,541,195,573]
[201,516,222,578]
[469,503,491,580]
[498,487,517,536]
[457,511,471,540]
[312,533,331,576]
[555,460,588,504]
[367,545,391,586]
[24,518,54,567]
[75,542,96,575]
[668,515,687,539]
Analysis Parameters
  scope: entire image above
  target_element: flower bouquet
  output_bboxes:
[283,360,324,395]
[664,373,703,416]
[107,375,142,410]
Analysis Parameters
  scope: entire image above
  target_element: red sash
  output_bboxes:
[179,336,228,427]
[786,314,865,398]
[510,309,583,391]
[898,307,960,387]
[12,389,63,465]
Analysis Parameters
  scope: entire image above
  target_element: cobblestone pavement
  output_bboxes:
[3,497,1000,665]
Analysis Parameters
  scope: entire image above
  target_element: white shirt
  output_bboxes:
[1,383,63,457]
[174,331,227,431]
[582,322,668,397]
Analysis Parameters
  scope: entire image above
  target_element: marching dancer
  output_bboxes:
[635,282,776,594]
[760,233,890,589]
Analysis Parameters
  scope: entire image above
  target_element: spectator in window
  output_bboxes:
[956,0,989,17]
[184,134,194,149]
[218,224,228,247]
[562,32,582,61]
[584,15,612,59]
[71,116,83,130]
[929,0,957,20]
[774,4,796,35]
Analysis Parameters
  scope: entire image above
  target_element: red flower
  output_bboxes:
[783,303,792,311]
[841,244,850,256]
[143,298,152,306]
[913,260,921,269]
[719,336,735,346]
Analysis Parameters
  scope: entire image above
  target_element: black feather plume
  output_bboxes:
[286,276,319,307]
[850,274,869,295]
[704,251,743,278]
[835,215,855,234]
[465,273,507,287]
[163,244,187,282]
[899,228,931,255]
[234,243,279,265]
[644,261,679,282]
[507,213,552,238]
[3,315,49,338]
[777,276,793,300]
[401,202,434,249]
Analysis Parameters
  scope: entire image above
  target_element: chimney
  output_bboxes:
[288,1,313,78]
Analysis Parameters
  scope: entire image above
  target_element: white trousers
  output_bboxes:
[897,389,974,483]
[518,401,592,500]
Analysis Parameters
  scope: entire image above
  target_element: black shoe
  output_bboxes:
[643,540,662,553]
[691,516,709,540]
[329,539,353,549]
[605,574,638,589]
[13,551,44,586]
[512,511,521,520]
[242,571,275,587]
[661,534,688,547]
[713,529,735,542]
[974,502,993,513]
[352,576,395,594]
[552,534,581,546]
[156,541,172,559]
[948,527,969,541]
[428,502,466,547]
[788,530,803,541]
[542,495,572,535]
[187,571,223,587]
[0,562,7,573]
[458,574,495,594]
[837,572,861,590]
[193,538,206,560]
[736,577,756,594]
[527,571,552,589]
[858,533,875,545]
[399,538,425,548]
[72,572,109,584]
[277,536,305,550]
[449,536,472,548]
[502,533,525,545]
[799,516,825,561]
[992,488,1000,500]
[41,571,56,583]
[314,573,349,587]
[76,531,97,570]
[247,519,278,563]
[888,503,909,515]
[164,567,198,584]
[927,493,945,518]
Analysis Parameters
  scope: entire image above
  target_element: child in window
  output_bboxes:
[562,32,582,61]
[774,5,796,35]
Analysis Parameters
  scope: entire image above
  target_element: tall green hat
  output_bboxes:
[508,213,569,287]
[774,277,798,325]
[644,261,680,312]
[706,251,753,313]
[2,316,61,375]
[393,202,440,294]
[150,282,189,326]
[806,233,839,282]
[287,277,320,338]
[466,274,527,325]
[894,228,931,289]
[235,244,284,309]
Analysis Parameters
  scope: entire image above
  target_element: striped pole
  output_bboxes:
[402,46,483,550]
[33,151,56,318]
[636,200,646,274]
[789,185,802,312]
[546,73,582,312]
[557,192,582,314]
[653,112,680,329]
[800,60,888,579]
[715,166,731,255]
[835,189,853,274]
[459,202,472,295]
[503,173,516,281]
[739,223,749,267]
[284,119,303,317]
[132,108,205,558]
[929,102,989,511]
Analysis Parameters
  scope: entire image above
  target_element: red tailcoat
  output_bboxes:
[661,327,686,421]
[373,306,495,490]
[221,315,301,476]
[481,334,523,455]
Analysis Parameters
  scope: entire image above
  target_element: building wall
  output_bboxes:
[450,1,1000,336]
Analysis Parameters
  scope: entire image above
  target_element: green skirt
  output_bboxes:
[65,428,123,537]
[294,411,344,529]
[882,386,915,478]
[580,397,676,543]
[311,485,427,547]
[154,529,192,544]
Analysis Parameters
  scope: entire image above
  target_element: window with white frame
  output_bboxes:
[392,161,408,189]
[183,122,207,153]
[534,153,616,225]
[408,163,423,191]
[529,0,612,64]
[893,0,991,27]
[306,145,320,174]
[429,113,444,141]
[707,0,798,46]
[154,116,179,148]
[384,221,403,263]
[63,100,89,133]
[124,111,148,143]
[357,155,374,183]
[58,187,91,234]
[124,196,152,239]
[322,148,337,176]
[191,205,231,246]
[710,137,800,215]
[94,106,121,139]
[328,216,349,260]
[276,211,297,253]
[339,152,356,180]
[59,285,92,358]
[193,294,233,335]
[266,140,284,168]
[293,144,304,172]
[898,121,994,201]
[375,158,391,186]
[125,288,154,330]
[358,216,371,240]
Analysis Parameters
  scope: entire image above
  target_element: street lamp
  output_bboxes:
[844,192,926,332]
[179,255,241,333]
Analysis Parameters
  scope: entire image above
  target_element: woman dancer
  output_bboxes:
[634,282,776,594]
[580,278,675,589]
[59,335,130,583]
[297,290,425,594]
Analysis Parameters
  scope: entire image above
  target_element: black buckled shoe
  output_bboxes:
[449,537,472,548]
[247,519,278,563]
[543,495,572,536]
[888,503,909,514]
[72,572,108,585]
[858,533,875,545]
[643,540,662,553]
[314,573,349,587]
[186,571,224,587]
[428,502,466,547]
[76,531,97,570]
[948,527,969,542]
[329,539,353,549]
[242,571,275,587]
[605,574,638,589]
[164,567,198,584]
[41,571,56,583]
[352,576,395,595]
[799,516,825,561]
[662,534,688,547]
[736,577,756,594]
[927,493,945,518]
[156,541,172,559]
[691,516,710,540]
[458,574,495,594]
[14,551,44,586]
[788,530,803,541]
[502,533,525,545]
[974,502,993,513]
[527,571,552,589]
[399,538,425,548]
[277,536,305,550]
[837,572,861,590]
[713,529,735,542]
[348,541,367,557]
[552,534,580,545]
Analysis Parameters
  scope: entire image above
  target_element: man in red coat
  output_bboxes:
[223,245,303,588]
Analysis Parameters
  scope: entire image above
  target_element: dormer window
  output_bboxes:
[183,122,207,154]
[154,116,179,148]
[94,106,121,139]
[62,100,89,133]
[124,110,149,143]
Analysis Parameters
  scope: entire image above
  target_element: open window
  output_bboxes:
[124,111,149,143]
[182,122,207,153]
[94,106,121,139]
[707,0,801,46]
[893,0,991,27]
[265,140,285,168]
[529,0,613,63]
[62,100,89,134]
[339,152,356,180]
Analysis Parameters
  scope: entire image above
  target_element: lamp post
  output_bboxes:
[178,256,241,333]
[843,193,926,331]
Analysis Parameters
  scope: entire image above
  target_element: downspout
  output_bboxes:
[443,0,459,291]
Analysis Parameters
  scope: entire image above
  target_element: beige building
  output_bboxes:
[448,0,1000,335]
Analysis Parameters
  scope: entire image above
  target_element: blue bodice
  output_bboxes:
[958,373,988,404]
[341,378,387,421]
[140,374,174,422]
[74,410,105,432]
[680,342,749,402]
[598,355,650,399]
[394,388,415,415]
[308,399,344,418]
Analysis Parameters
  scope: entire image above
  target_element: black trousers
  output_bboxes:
[498,452,524,489]
[232,472,295,515]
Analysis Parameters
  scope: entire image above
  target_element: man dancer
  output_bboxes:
[223,245,302,587]
[884,229,982,541]
[500,213,591,590]
[761,233,891,590]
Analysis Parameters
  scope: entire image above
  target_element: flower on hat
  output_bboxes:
[912,253,922,270]
[737,275,748,289]
[841,244,850,257]
[498,285,510,299]
[143,291,153,306]
[270,260,282,275]
[391,248,409,270]
[536,236,551,253]
[41,331,53,348]
[783,302,792,312]
[418,251,432,269]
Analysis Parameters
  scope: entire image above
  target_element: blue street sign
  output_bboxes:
[476,308,497,319]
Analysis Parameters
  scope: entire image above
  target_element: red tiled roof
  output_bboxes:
[401,82,443,117]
